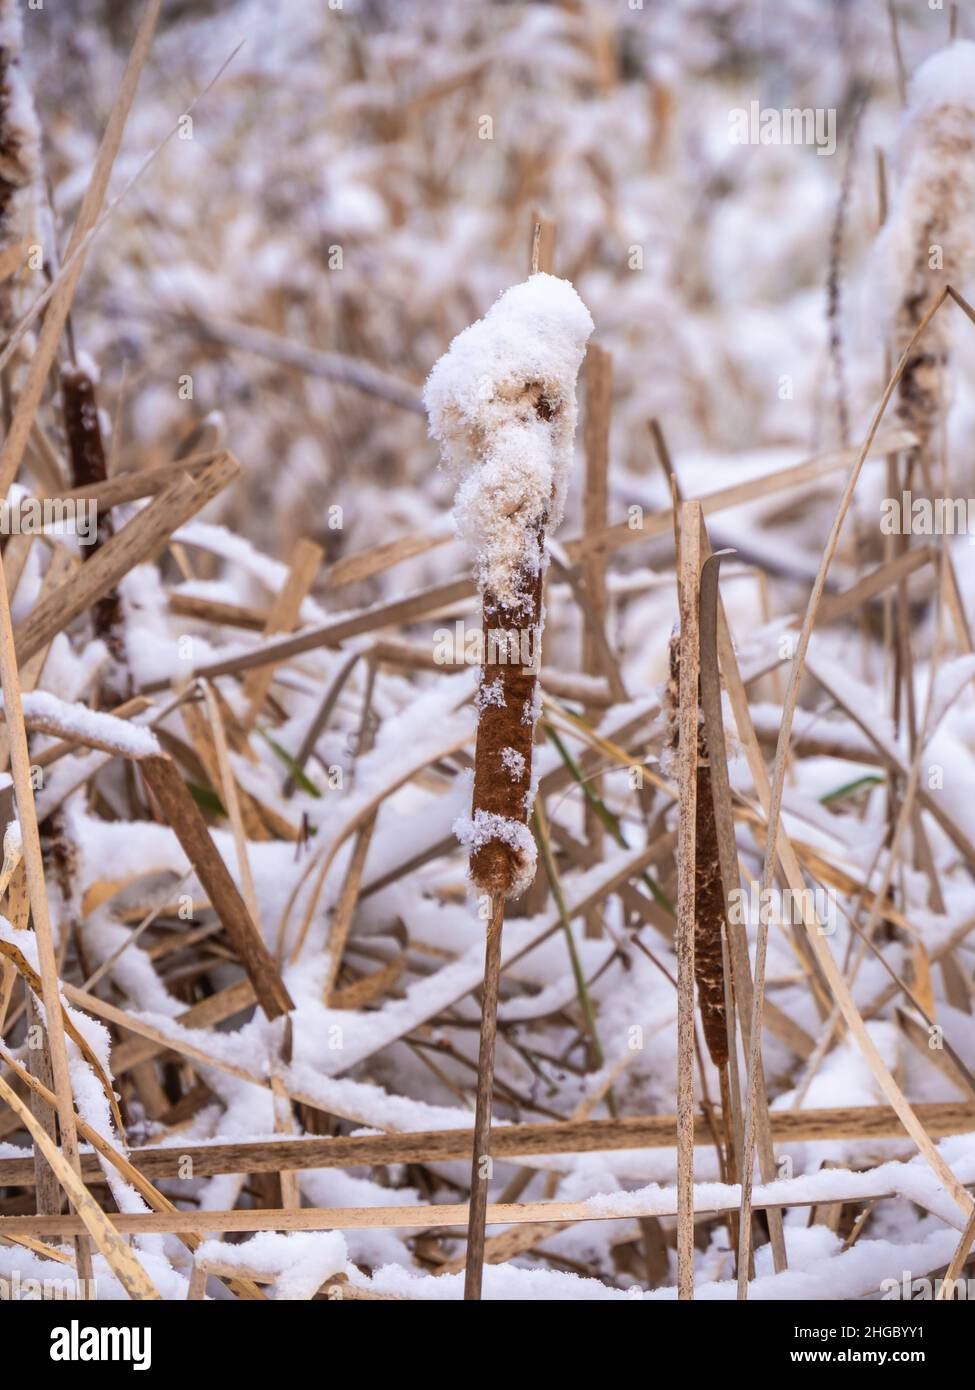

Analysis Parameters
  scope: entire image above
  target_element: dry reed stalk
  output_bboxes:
[699,541,788,1273]
[0,551,95,1288]
[171,309,425,414]
[581,341,612,937]
[139,753,293,1019]
[666,635,729,1074]
[240,536,323,729]
[674,500,703,1300]
[0,1101,973,1187]
[25,990,60,1217]
[202,680,260,925]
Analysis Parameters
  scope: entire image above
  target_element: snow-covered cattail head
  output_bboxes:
[876,42,975,445]
[425,273,594,618]
[426,274,593,899]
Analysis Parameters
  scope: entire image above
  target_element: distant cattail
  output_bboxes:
[667,632,727,1068]
[425,273,593,898]
[0,0,40,327]
[878,42,975,449]
[61,361,124,661]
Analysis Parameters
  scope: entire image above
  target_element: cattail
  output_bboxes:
[0,0,40,329]
[667,632,727,1069]
[878,42,975,450]
[425,273,593,899]
[60,361,124,663]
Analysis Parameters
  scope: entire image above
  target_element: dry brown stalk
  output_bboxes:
[581,341,612,938]
[0,552,95,1288]
[240,536,323,728]
[0,1101,970,1188]
[139,753,293,1019]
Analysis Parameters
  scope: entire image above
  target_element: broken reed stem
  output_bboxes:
[464,892,505,1301]
[529,212,555,275]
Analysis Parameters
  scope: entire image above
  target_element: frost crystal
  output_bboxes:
[477,677,505,710]
[500,745,526,779]
[453,809,537,898]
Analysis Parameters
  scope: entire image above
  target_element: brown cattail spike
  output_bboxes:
[668,632,727,1068]
[469,535,543,898]
[61,365,125,663]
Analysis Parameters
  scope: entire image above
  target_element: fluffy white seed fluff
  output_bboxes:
[424,273,594,612]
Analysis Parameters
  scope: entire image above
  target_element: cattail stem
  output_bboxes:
[464,892,505,1301]
[533,799,606,1074]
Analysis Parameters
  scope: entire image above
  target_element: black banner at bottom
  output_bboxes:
[5,1294,971,1376]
